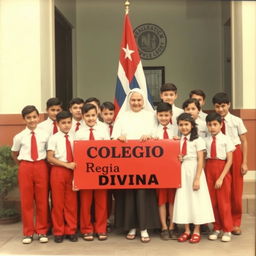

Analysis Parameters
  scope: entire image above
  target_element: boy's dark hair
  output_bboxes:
[177,113,198,141]
[68,97,84,109]
[189,89,206,100]
[56,111,72,122]
[101,101,115,111]
[85,97,101,108]
[21,105,39,118]
[212,92,230,105]
[46,97,62,109]
[182,98,201,111]
[82,103,97,114]
[156,102,172,113]
[206,112,222,124]
[160,83,177,93]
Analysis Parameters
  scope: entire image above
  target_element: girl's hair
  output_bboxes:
[182,98,201,111]
[177,113,198,141]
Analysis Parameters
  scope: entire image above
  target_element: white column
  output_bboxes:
[231,1,256,109]
[0,0,55,114]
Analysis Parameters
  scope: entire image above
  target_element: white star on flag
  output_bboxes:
[122,44,135,61]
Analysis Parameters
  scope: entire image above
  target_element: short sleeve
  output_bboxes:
[195,137,206,152]
[237,118,247,135]
[11,134,21,152]
[47,135,56,151]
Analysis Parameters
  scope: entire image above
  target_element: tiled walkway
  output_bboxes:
[0,214,255,256]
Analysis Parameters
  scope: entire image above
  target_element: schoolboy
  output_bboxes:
[189,89,207,121]
[47,111,78,243]
[100,101,115,137]
[75,104,110,241]
[11,105,49,244]
[68,97,85,133]
[205,113,235,242]
[160,83,183,134]
[155,102,178,240]
[38,97,62,135]
[85,97,102,120]
[212,92,248,235]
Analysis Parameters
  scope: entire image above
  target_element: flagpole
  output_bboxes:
[125,0,130,14]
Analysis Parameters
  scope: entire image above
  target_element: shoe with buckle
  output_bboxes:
[189,233,201,243]
[38,234,48,243]
[22,236,33,244]
[178,232,191,242]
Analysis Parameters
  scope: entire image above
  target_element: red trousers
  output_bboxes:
[80,189,107,234]
[18,160,49,236]
[205,159,233,232]
[157,188,176,206]
[231,145,243,227]
[50,166,77,235]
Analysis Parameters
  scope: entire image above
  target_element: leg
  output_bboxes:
[18,161,35,236]
[94,189,107,234]
[80,189,93,234]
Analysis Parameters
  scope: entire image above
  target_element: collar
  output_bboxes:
[223,112,231,122]
[181,134,191,141]
[160,123,171,129]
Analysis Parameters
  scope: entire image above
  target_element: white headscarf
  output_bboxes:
[116,88,154,120]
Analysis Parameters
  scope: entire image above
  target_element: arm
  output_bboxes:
[11,151,19,165]
[193,150,204,191]
[215,151,233,189]
[47,150,76,170]
[239,133,248,175]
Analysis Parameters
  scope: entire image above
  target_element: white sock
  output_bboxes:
[128,228,136,235]
[140,229,149,237]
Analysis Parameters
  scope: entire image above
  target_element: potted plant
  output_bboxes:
[0,145,20,224]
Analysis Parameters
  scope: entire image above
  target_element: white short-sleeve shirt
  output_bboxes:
[224,112,247,145]
[11,127,49,161]
[154,123,175,139]
[199,110,207,122]
[180,134,206,160]
[47,131,74,162]
[196,118,209,138]
[75,122,110,141]
[205,132,235,160]
[38,117,59,136]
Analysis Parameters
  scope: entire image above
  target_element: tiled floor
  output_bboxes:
[0,214,255,256]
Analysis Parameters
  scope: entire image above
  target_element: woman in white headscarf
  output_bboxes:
[112,88,160,243]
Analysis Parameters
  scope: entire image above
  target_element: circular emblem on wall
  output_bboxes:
[134,23,167,60]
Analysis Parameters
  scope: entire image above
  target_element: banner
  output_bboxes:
[73,140,181,189]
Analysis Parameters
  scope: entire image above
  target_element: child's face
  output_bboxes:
[69,103,83,121]
[191,94,205,108]
[160,91,177,105]
[157,111,172,127]
[207,120,222,136]
[24,111,40,130]
[129,92,144,112]
[214,103,230,117]
[101,108,115,124]
[47,105,62,121]
[83,109,97,127]
[178,120,193,136]
[184,103,199,120]
[88,101,100,115]
[58,118,72,134]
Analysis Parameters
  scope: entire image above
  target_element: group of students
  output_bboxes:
[11,83,248,245]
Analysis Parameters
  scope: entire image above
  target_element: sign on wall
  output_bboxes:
[134,23,167,60]
[73,140,181,190]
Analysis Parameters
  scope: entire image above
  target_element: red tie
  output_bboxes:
[31,131,38,161]
[211,136,217,159]
[163,127,169,139]
[109,124,113,136]
[221,119,226,134]
[65,134,73,162]
[181,137,187,156]
[75,122,81,132]
[89,128,95,140]
[53,121,58,134]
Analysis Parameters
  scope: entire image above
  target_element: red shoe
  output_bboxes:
[178,232,191,242]
[189,233,201,243]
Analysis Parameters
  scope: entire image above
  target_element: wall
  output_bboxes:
[76,0,223,109]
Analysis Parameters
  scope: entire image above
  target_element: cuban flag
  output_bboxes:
[114,13,153,114]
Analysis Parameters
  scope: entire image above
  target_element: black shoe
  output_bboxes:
[54,235,64,243]
[66,234,78,242]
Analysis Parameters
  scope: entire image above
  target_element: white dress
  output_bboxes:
[173,135,214,225]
